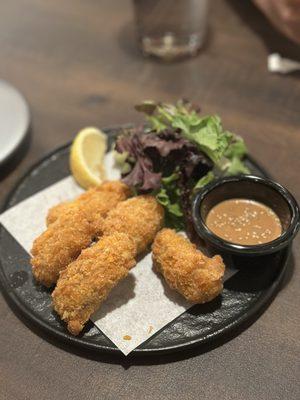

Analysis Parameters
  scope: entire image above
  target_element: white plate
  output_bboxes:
[0,80,30,164]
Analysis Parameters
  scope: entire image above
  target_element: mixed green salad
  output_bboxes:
[114,100,249,232]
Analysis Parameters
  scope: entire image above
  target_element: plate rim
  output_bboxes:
[0,79,31,165]
[0,127,289,356]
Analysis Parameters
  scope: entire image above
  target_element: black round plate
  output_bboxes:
[0,127,289,355]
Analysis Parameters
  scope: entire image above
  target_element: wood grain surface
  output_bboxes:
[0,1,300,399]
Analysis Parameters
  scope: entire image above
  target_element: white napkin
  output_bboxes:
[268,53,300,74]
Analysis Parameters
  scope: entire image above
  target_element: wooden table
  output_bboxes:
[1,1,299,399]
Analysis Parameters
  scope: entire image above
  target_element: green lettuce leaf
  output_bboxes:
[132,100,250,230]
[155,173,184,230]
[225,157,250,175]
[225,136,247,159]
[194,171,215,190]
[112,150,131,174]
[136,101,245,167]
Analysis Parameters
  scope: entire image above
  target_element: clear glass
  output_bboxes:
[133,0,209,61]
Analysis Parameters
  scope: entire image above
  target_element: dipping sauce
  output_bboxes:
[206,199,282,245]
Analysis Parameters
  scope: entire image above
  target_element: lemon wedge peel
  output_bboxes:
[70,127,108,189]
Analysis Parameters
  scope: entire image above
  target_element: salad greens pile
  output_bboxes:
[114,100,249,232]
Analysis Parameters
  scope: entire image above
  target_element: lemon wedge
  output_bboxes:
[70,127,107,189]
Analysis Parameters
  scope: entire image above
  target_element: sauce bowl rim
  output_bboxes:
[192,175,300,255]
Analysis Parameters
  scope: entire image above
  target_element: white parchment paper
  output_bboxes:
[0,176,83,253]
[0,153,234,355]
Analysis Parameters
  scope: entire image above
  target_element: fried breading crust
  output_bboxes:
[46,181,132,231]
[103,195,164,254]
[31,181,131,287]
[69,181,132,234]
[51,195,163,335]
[52,233,136,335]
[152,229,225,303]
[46,202,71,225]
[31,206,93,287]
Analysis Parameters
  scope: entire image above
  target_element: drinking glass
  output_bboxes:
[133,0,209,61]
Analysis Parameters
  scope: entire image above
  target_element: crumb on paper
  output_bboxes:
[123,335,132,341]
[148,325,153,334]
